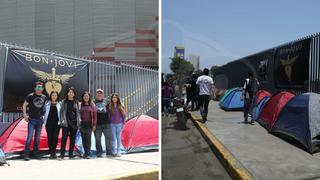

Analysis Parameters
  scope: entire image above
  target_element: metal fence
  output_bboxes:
[89,61,158,120]
[309,33,320,93]
[0,43,158,122]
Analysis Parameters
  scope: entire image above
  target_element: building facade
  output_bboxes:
[189,54,200,71]
[0,0,158,67]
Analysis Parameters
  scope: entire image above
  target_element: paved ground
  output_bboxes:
[161,114,231,180]
[0,152,159,180]
[191,101,320,180]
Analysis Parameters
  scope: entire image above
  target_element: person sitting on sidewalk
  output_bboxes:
[196,68,214,123]
[241,72,259,124]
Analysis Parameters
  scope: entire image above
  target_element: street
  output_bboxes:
[161,113,231,180]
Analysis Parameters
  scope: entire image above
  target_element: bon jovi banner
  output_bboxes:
[274,39,310,89]
[3,48,89,112]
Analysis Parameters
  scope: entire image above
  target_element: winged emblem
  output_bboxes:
[30,67,74,84]
[30,67,75,94]
[280,55,298,82]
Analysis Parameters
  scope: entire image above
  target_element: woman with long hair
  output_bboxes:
[109,93,126,157]
[59,87,81,160]
[79,91,97,159]
[44,91,61,159]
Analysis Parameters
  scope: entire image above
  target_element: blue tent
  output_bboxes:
[219,87,237,105]
[220,88,244,111]
[252,97,269,121]
[271,93,320,154]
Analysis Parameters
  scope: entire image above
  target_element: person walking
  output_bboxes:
[162,82,174,116]
[44,91,61,159]
[22,82,47,160]
[186,74,198,111]
[59,87,81,159]
[94,89,113,157]
[242,72,260,124]
[79,91,97,159]
[109,93,126,157]
[196,68,214,123]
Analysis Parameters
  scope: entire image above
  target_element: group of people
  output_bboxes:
[162,68,260,125]
[22,82,126,161]
[162,68,214,123]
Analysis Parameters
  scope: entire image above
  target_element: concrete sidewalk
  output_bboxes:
[191,101,320,180]
[0,152,159,180]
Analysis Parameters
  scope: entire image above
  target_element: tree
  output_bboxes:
[170,57,194,97]
[210,65,219,77]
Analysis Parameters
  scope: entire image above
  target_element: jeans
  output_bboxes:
[111,123,123,154]
[60,126,77,157]
[244,98,253,122]
[25,119,43,155]
[198,95,211,118]
[94,123,113,155]
[162,98,170,114]
[45,123,60,156]
[80,126,92,156]
[186,95,195,109]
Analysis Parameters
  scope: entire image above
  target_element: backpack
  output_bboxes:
[0,145,9,166]
[245,78,258,97]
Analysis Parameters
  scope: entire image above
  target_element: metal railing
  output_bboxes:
[89,61,158,120]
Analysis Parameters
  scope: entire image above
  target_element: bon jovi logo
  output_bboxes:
[31,67,74,95]
[280,55,298,82]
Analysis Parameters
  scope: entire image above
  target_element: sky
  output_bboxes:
[162,0,320,73]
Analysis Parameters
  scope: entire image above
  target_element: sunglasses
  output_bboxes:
[36,86,43,90]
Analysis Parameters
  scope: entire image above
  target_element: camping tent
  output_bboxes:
[252,97,270,121]
[254,90,272,105]
[220,88,244,111]
[219,87,237,104]
[258,91,295,131]
[122,115,158,153]
[271,93,320,153]
[251,90,272,121]
[0,117,79,158]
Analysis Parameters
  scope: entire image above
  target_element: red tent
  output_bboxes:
[0,117,77,158]
[255,90,272,105]
[258,91,295,131]
[122,115,158,153]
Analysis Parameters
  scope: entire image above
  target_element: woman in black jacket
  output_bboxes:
[59,87,81,160]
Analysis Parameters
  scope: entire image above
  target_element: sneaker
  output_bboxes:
[83,155,91,159]
[69,155,75,159]
[116,153,121,157]
[24,154,30,161]
[250,121,255,125]
[96,153,102,158]
[33,154,41,160]
[202,116,207,123]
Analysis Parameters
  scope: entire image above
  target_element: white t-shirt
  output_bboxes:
[196,75,214,96]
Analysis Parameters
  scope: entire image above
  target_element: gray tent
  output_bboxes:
[271,93,320,153]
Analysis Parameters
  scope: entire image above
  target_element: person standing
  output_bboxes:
[162,82,174,116]
[79,92,97,159]
[196,68,214,123]
[109,94,126,157]
[94,89,112,157]
[242,72,260,124]
[186,74,198,111]
[59,87,81,159]
[22,82,47,160]
[44,91,61,159]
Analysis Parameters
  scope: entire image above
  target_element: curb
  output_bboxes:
[189,113,254,180]
[101,168,159,180]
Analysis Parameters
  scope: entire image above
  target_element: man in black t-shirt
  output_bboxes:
[94,89,112,157]
[22,82,47,160]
